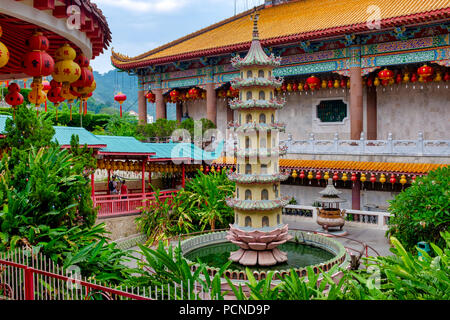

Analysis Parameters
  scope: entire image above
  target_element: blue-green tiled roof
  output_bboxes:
[95,135,156,155]
[145,141,223,161]
[53,127,106,147]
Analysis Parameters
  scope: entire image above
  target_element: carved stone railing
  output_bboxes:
[281,132,450,157]
[282,205,392,230]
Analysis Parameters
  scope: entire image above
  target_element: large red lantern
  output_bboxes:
[71,53,94,88]
[47,80,64,121]
[21,32,54,78]
[390,174,397,185]
[146,91,155,103]
[169,90,179,102]
[378,68,394,81]
[114,92,127,117]
[417,64,434,81]
[188,87,199,99]
[5,83,24,107]
[306,75,321,90]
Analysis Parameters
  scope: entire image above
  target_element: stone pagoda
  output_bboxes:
[225,12,291,267]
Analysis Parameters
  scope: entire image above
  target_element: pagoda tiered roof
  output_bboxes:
[111,0,450,69]
[231,77,283,89]
[228,172,290,184]
[226,197,290,211]
[229,122,286,133]
[229,97,286,110]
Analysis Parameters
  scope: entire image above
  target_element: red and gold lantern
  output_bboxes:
[169,89,179,102]
[114,92,127,117]
[417,64,434,81]
[306,75,321,90]
[21,32,54,79]
[146,91,155,103]
[378,68,394,81]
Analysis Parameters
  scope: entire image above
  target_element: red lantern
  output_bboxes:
[188,87,199,99]
[299,170,306,180]
[71,54,94,88]
[327,80,333,88]
[333,172,339,181]
[306,76,321,90]
[146,91,155,103]
[5,83,24,107]
[340,78,346,88]
[292,82,298,91]
[390,174,397,185]
[47,81,64,120]
[281,83,287,92]
[444,72,450,82]
[351,172,357,182]
[170,90,179,102]
[410,73,418,83]
[395,73,402,84]
[114,92,127,117]
[21,32,54,78]
[370,174,377,184]
[303,83,310,91]
[378,68,394,81]
[316,171,322,180]
[367,78,374,87]
[417,64,433,80]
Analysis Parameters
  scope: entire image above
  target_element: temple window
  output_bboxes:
[245,189,252,200]
[261,164,268,174]
[246,91,253,100]
[245,136,251,148]
[316,100,348,123]
[262,216,269,227]
[258,70,265,78]
[246,113,252,123]
[259,113,266,123]
[259,91,266,100]
[245,164,252,174]
[261,189,269,200]
[245,216,252,227]
[247,70,253,78]
[260,137,267,148]
[271,114,274,123]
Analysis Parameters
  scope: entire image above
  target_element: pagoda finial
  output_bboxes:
[251,11,260,40]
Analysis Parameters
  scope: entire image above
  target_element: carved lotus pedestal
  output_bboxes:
[316,208,346,231]
[226,224,293,266]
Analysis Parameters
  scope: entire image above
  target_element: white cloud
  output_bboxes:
[94,0,190,13]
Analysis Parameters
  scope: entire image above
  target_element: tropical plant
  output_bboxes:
[387,167,449,251]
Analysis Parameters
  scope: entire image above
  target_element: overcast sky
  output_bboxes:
[91,0,265,74]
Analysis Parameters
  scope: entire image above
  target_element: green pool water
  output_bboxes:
[184,242,335,272]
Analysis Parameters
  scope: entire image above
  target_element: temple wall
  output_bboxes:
[376,83,450,140]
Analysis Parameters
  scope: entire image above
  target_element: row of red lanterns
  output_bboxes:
[277,76,350,93]
[290,170,414,185]
[369,65,449,87]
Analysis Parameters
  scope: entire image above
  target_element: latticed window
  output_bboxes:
[261,189,269,200]
[262,216,269,227]
[245,216,252,227]
[246,91,253,100]
[259,113,266,123]
[259,91,266,100]
[245,190,252,200]
[245,164,252,174]
[258,70,265,78]
[316,100,348,123]
[247,70,253,78]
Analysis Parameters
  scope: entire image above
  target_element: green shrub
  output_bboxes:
[387,167,449,251]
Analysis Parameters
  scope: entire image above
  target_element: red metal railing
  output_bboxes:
[93,190,178,218]
[0,248,150,300]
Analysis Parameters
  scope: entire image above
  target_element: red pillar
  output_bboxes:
[142,160,146,194]
[182,163,186,188]
[176,101,183,123]
[206,83,217,125]
[155,88,167,120]
[24,268,34,300]
[91,172,95,198]
[349,46,363,140]
[352,180,361,210]
[138,88,147,125]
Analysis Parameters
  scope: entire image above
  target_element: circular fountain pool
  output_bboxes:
[181,230,349,281]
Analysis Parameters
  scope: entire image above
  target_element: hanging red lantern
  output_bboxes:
[146,91,155,103]
[5,83,24,107]
[327,80,333,89]
[292,82,298,92]
[21,32,54,78]
[303,83,310,91]
[188,87,199,99]
[367,77,374,87]
[315,171,322,180]
[114,92,127,117]
[390,174,397,185]
[351,173,357,185]
[299,170,306,181]
[71,53,94,88]
[444,72,450,82]
[417,64,434,80]
[333,172,339,181]
[410,73,418,83]
[47,80,64,121]
[370,174,377,185]
[378,68,394,81]
[395,73,402,84]
[170,89,179,102]
[306,75,321,90]
[281,83,287,92]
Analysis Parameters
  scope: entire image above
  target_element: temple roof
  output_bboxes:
[111,0,450,69]
[213,157,447,175]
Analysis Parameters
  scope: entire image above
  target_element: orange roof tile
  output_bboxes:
[112,0,450,69]
[212,157,447,175]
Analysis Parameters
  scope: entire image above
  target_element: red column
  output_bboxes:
[206,83,217,125]
[155,88,167,120]
[182,163,186,188]
[176,101,183,123]
[349,46,363,140]
[142,160,146,194]
[352,180,361,210]
[24,268,34,300]
[138,89,147,125]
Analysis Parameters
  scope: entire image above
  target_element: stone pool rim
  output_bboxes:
[180,230,349,282]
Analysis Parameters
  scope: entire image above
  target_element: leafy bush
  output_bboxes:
[387,167,449,251]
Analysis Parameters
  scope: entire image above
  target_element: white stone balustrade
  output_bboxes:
[280,132,450,157]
